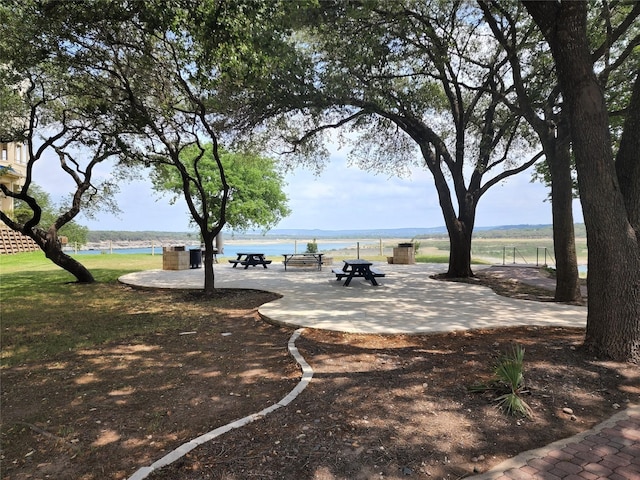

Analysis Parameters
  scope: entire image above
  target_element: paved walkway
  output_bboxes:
[119,262,639,480]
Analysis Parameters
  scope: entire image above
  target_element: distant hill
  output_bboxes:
[87,230,200,243]
[87,224,586,242]
[267,225,564,240]
[262,224,580,239]
[261,227,448,238]
[473,224,586,238]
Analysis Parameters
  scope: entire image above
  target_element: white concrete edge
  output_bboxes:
[127,327,313,480]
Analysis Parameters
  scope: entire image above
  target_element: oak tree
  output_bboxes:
[481,1,639,304]
[219,0,543,278]
[151,145,290,234]
[0,45,123,282]
[524,1,640,362]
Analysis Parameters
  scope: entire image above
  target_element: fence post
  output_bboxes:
[535,246,550,267]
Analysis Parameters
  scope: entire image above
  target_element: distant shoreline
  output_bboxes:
[77,237,400,251]
[85,224,587,246]
[66,235,588,266]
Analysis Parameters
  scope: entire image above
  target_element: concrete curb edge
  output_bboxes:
[127,327,312,480]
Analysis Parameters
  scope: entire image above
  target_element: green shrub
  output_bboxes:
[469,344,533,418]
[494,345,533,417]
[410,237,421,254]
[305,239,318,253]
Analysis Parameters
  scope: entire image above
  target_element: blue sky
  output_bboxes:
[32,146,583,232]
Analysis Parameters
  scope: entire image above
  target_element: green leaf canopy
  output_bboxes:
[151,144,290,233]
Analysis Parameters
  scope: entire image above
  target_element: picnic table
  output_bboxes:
[332,259,385,286]
[228,253,272,269]
[282,253,324,271]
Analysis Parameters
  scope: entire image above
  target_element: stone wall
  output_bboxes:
[0,226,39,255]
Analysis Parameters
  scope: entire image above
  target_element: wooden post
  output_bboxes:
[215,232,224,254]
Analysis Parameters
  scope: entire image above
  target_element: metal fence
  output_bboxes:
[502,246,556,267]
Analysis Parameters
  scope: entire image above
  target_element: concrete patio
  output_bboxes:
[119,262,587,334]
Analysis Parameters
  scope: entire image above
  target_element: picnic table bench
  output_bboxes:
[229,253,272,269]
[282,253,324,271]
[333,259,385,286]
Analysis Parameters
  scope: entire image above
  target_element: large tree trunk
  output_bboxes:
[447,219,473,278]
[202,232,216,295]
[446,199,476,278]
[44,247,95,283]
[525,1,640,362]
[37,228,94,283]
[615,73,640,240]
[0,216,95,283]
[549,120,582,303]
[421,142,476,278]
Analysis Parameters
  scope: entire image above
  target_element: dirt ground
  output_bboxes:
[2,268,638,480]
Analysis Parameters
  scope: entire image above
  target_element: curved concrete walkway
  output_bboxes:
[119,263,640,480]
[119,263,587,334]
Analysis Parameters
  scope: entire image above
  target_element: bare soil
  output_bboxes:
[2,269,638,480]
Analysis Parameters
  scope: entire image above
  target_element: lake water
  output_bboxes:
[72,241,379,257]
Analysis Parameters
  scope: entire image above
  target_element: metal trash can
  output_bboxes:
[189,248,202,269]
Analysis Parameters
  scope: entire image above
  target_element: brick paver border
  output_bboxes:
[470,405,640,480]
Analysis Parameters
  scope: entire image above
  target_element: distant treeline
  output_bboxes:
[87,224,586,242]
[87,231,199,242]
[469,224,586,239]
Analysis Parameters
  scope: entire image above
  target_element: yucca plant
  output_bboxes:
[494,344,533,418]
[468,344,533,418]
